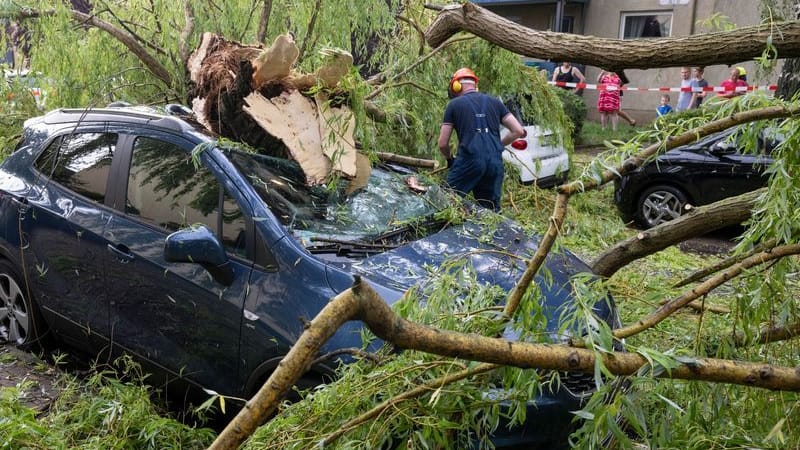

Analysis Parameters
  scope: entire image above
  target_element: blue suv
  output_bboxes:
[0,106,616,447]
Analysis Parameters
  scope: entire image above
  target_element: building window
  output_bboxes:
[620,12,672,39]
[550,15,575,33]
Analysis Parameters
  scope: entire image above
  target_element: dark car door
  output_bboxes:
[25,131,117,348]
[694,136,772,204]
[102,131,252,395]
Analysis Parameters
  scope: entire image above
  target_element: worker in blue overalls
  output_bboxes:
[437,67,524,211]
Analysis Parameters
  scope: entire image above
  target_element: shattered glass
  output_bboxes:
[228,150,449,248]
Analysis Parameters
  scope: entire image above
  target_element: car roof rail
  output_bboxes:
[42,107,187,133]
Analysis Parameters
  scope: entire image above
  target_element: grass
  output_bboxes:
[577,120,647,147]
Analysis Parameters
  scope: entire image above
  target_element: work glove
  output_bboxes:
[446,157,455,168]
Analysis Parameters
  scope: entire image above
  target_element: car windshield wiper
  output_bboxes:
[366,217,449,245]
[307,237,398,256]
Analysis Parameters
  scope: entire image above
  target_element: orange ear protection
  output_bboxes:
[449,68,478,96]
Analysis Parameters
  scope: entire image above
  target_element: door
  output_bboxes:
[103,133,251,395]
[25,132,117,348]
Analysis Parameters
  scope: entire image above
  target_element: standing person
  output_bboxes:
[597,70,621,130]
[690,67,708,109]
[437,67,524,211]
[552,61,586,91]
[717,67,748,99]
[676,67,696,111]
[656,94,673,116]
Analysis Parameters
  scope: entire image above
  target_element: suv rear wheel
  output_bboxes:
[0,260,46,350]
[636,185,688,229]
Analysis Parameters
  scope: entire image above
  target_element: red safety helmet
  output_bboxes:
[449,67,479,94]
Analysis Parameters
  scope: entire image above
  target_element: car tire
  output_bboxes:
[0,260,46,350]
[636,185,689,229]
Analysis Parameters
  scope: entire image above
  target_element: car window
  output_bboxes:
[34,132,116,203]
[126,136,247,259]
[227,150,449,243]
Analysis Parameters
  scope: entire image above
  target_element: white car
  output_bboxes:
[502,124,570,187]
[3,69,45,109]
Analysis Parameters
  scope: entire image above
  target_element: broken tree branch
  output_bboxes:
[613,244,800,340]
[375,152,439,169]
[558,105,800,196]
[298,0,323,61]
[9,7,174,86]
[366,35,475,100]
[674,237,776,288]
[210,278,800,449]
[424,3,800,71]
[591,188,764,278]
[735,320,800,347]
[256,0,273,43]
[179,1,195,65]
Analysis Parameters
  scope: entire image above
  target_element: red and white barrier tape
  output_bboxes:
[549,81,777,93]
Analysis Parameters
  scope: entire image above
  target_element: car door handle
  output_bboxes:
[108,243,135,263]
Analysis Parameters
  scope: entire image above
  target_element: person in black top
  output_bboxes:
[552,62,586,91]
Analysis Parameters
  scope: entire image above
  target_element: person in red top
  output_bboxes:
[597,70,621,130]
[717,67,748,99]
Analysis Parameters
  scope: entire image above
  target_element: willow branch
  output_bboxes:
[591,188,764,278]
[366,35,475,100]
[504,193,569,317]
[396,14,426,55]
[256,0,273,43]
[674,238,777,288]
[558,106,800,196]
[298,0,323,61]
[734,320,800,347]
[320,363,499,447]
[211,278,800,449]
[424,3,800,70]
[178,1,195,66]
[614,244,800,340]
[658,298,730,314]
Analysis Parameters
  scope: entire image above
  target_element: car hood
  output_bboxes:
[345,216,601,331]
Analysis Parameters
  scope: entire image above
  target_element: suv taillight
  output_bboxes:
[511,140,527,150]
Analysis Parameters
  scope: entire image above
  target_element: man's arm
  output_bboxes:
[500,113,524,147]
[438,123,454,159]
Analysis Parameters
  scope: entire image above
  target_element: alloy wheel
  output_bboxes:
[641,189,684,227]
[0,273,29,345]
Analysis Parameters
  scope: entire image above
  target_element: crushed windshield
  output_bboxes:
[228,150,450,245]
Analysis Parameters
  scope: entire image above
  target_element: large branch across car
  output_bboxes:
[549,81,777,93]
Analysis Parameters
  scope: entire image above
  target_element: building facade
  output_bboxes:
[473,0,782,122]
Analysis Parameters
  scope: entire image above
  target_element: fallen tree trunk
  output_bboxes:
[209,277,800,450]
[424,3,800,71]
[591,188,764,278]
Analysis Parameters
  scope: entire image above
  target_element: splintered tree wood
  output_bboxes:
[316,48,353,89]
[244,91,331,185]
[316,93,357,178]
[252,33,299,87]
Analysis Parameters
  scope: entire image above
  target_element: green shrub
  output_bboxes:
[552,86,587,139]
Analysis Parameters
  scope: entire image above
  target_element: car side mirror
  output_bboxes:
[164,225,235,286]
[709,140,736,155]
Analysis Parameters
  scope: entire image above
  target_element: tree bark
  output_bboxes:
[424,3,800,71]
[591,188,764,278]
[210,277,800,450]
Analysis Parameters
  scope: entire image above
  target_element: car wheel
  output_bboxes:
[0,260,45,350]
[636,185,688,229]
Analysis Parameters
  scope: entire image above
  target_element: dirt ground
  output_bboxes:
[0,345,61,412]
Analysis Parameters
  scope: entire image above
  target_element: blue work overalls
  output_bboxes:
[446,93,505,211]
